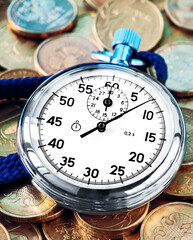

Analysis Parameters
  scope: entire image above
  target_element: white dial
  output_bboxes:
[18,63,185,213]
[87,83,128,121]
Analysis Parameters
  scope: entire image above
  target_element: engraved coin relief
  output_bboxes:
[153,212,193,240]
[0,184,57,222]
[140,202,193,240]
[7,0,78,37]
[2,185,46,207]
[94,0,163,51]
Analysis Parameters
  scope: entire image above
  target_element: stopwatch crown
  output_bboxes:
[112,28,141,52]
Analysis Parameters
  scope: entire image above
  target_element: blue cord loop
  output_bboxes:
[0,153,29,185]
[0,52,168,185]
[0,75,49,100]
[136,51,168,85]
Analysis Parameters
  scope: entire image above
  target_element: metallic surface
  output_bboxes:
[7,0,78,38]
[0,68,39,79]
[35,34,102,75]
[0,216,42,240]
[94,0,164,51]
[42,211,82,240]
[0,223,11,240]
[165,0,193,31]
[152,41,193,97]
[17,63,185,213]
[140,202,193,240]
[85,0,108,10]
[0,183,57,222]
[74,203,149,238]
[0,100,26,156]
[164,166,193,199]
[181,108,193,166]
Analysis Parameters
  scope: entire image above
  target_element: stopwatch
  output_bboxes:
[17,29,186,214]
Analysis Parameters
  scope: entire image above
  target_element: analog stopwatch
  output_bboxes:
[17,29,186,213]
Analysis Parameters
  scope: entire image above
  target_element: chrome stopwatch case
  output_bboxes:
[17,29,186,213]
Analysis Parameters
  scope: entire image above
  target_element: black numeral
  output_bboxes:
[105,82,119,89]
[60,96,74,106]
[129,152,144,163]
[48,138,64,149]
[60,156,75,167]
[83,167,99,178]
[131,92,138,101]
[145,132,156,142]
[143,110,154,120]
[46,116,62,126]
[110,165,125,176]
[78,84,93,94]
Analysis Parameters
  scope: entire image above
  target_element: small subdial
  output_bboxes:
[87,86,128,121]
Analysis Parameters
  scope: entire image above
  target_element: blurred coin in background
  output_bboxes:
[0,223,11,240]
[181,108,193,166]
[151,41,193,97]
[7,0,78,38]
[0,100,26,156]
[151,0,165,11]
[0,10,39,69]
[85,0,108,10]
[0,216,42,240]
[0,183,58,223]
[35,34,102,75]
[0,68,39,79]
[94,0,164,51]
[140,202,193,240]
[165,0,193,31]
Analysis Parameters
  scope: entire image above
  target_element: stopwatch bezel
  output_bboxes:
[17,62,186,213]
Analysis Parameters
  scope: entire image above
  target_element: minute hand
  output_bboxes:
[80,98,155,138]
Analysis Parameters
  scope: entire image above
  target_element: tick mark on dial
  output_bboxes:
[52,92,59,97]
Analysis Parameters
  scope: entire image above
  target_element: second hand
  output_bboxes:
[80,98,155,138]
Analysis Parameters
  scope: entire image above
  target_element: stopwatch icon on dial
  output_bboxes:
[87,80,128,121]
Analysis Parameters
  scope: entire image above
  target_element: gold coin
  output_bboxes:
[0,100,26,156]
[123,230,140,240]
[42,211,82,240]
[0,21,39,70]
[35,34,102,75]
[140,202,193,240]
[41,206,65,223]
[165,0,193,31]
[152,41,193,97]
[7,0,77,39]
[178,97,193,111]
[0,183,58,222]
[0,216,42,240]
[93,0,163,51]
[72,12,96,40]
[74,203,149,239]
[181,108,193,166]
[0,68,40,79]
[0,223,11,240]
[151,0,165,11]
[164,167,193,199]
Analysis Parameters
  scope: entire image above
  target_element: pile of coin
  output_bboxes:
[0,0,193,239]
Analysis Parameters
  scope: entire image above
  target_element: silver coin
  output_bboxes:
[7,0,78,38]
[165,0,193,31]
[150,41,193,97]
